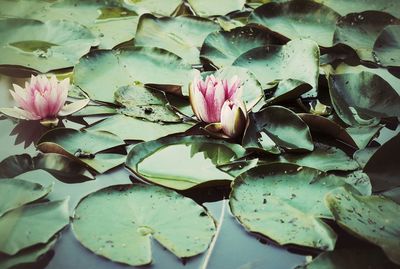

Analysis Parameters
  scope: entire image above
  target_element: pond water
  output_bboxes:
[0,73,307,269]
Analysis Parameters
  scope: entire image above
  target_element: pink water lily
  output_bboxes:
[189,74,242,123]
[189,74,247,138]
[0,75,89,127]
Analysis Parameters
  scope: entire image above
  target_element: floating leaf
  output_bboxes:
[86,114,193,142]
[37,128,126,174]
[233,39,319,97]
[126,136,246,190]
[135,14,219,64]
[0,178,52,217]
[248,0,340,47]
[327,188,400,265]
[328,71,400,126]
[0,199,69,255]
[188,0,245,17]
[72,184,216,266]
[333,11,399,63]
[114,85,181,122]
[124,0,181,16]
[229,163,359,251]
[267,79,313,105]
[73,48,197,103]
[373,25,400,67]
[0,18,98,72]
[72,105,117,117]
[243,106,313,153]
[0,153,94,183]
[353,147,378,169]
[364,134,400,192]
[200,25,279,68]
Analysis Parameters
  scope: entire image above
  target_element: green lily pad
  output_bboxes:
[243,106,313,153]
[188,0,245,17]
[327,188,400,265]
[267,79,313,105]
[353,147,379,169]
[0,178,52,217]
[86,114,193,142]
[0,237,57,269]
[333,11,399,63]
[233,39,319,97]
[373,25,400,67]
[200,25,279,68]
[124,0,181,16]
[0,153,95,183]
[72,105,117,117]
[134,14,219,64]
[72,184,216,266]
[302,246,400,269]
[364,134,400,192]
[328,71,400,126]
[0,199,69,255]
[229,163,359,251]
[73,48,197,103]
[125,136,246,190]
[37,128,126,174]
[0,18,98,72]
[114,85,181,122]
[248,0,340,47]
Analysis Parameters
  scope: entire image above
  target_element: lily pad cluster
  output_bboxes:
[0,0,399,268]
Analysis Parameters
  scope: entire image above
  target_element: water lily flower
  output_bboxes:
[189,74,242,123]
[0,75,89,127]
[220,99,247,138]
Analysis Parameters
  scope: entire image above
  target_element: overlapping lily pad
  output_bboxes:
[229,163,360,251]
[0,199,69,255]
[327,188,400,265]
[248,0,340,47]
[243,106,313,153]
[135,14,219,64]
[73,48,198,103]
[188,0,245,17]
[233,39,319,97]
[0,18,98,72]
[373,25,400,67]
[37,128,126,174]
[126,136,246,190]
[72,184,216,266]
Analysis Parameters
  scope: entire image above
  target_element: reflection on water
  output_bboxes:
[0,72,306,268]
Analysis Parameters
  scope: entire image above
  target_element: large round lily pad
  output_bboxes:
[134,14,219,64]
[373,25,400,67]
[327,188,400,265]
[0,199,69,255]
[229,163,359,251]
[0,18,98,72]
[73,48,197,103]
[72,184,216,266]
[188,0,245,17]
[125,136,246,190]
[248,0,340,47]
[233,39,319,97]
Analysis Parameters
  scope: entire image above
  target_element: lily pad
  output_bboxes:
[0,153,95,183]
[0,237,57,269]
[243,106,313,153]
[233,39,319,97]
[86,114,193,142]
[125,136,246,190]
[0,18,98,72]
[72,184,216,266]
[328,71,400,126]
[0,199,69,255]
[373,25,400,67]
[0,178,52,217]
[114,85,181,122]
[134,14,219,64]
[267,79,313,105]
[124,0,181,16]
[333,11,399,63]
[73,48,197,103]
[248,0,340,47]
[200,25,279,68]
[363,134,400,192]
[327,188,400,265]
[229,163,358,251]
[188,0,245,17]
[37,128,126,174]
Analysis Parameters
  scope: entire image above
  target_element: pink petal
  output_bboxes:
[220,100,247,138]
[32,92,51,118]
[208,82,225,123]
